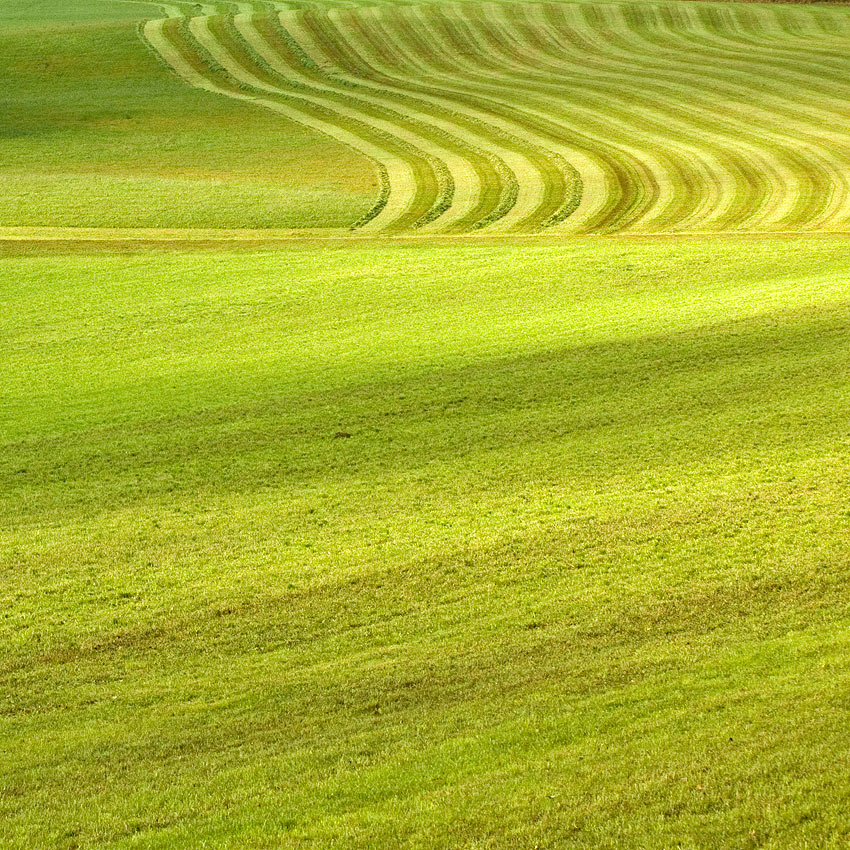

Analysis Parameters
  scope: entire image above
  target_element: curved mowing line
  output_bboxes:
[564,3,815,229]
[320,5,612,232]
[320,6,549,232]
[511,3,730,231]
[354,6,558,232]
[395,4,588,230]
[188,15,492,232]
[247,14,514,232]
[510,3,755,230]
[612,3,850,230]
[142,17,416,232]
[472,3,692,231]
[545,3,802,231]
[397,2,740,232]
[174,15,449,231]
[237,12,510,232]
[520,3,832,231]
[402,3,728,231]
[141,2,850,235]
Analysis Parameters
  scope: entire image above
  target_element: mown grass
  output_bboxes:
[0,19,376,229]
[2,235,850,848]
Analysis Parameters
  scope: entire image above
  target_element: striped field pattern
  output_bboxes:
[143,2,850,234]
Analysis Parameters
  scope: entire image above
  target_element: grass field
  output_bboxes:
[3,0,850,847]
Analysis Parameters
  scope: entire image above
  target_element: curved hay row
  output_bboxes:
[540,3,805,230]
[315,5,617,230]
[607,4,850,229]
[262,10,528,231]
[142,2,850,234]
[306,6,578,231]
[476,1,850,232]
[386,3,744,230]
[188,14,487,231]
[143,17,419,230]
[556,3,850,229]
[448,2,719,230]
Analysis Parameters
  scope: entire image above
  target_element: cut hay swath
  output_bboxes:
[142,1,850,235]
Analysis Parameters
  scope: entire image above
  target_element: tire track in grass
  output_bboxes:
[142,16,418,231]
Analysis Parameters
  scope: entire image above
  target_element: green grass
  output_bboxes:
[3,0,850,846]
[3,235,850,847]
[0,19,376,229]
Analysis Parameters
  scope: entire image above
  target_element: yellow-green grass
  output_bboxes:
[0,19,376,229]
[3,235,850,847]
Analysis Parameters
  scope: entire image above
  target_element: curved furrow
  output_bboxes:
[409,1,774,233]
[639,3,850,134]
[509,1,847,230]
[185,14,477,230]
[143,16,422,232]
[233,12,513,232]
[384,3,662,232]
[287,6,599,232]
[720,4,850,63]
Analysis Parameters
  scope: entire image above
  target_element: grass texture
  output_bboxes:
[0,14,376,230]
[2,235,850,847]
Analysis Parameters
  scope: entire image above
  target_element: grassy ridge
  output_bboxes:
[3,235,850,846]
